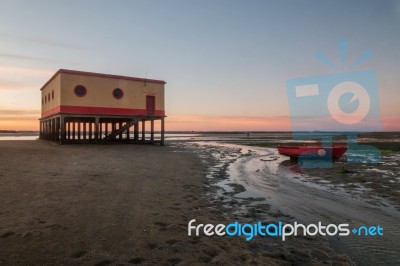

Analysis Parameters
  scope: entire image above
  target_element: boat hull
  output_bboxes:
[278,145,347,161]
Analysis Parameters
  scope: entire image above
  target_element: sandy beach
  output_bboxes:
[0,140,357,265]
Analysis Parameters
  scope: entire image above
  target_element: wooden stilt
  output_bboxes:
[55,118,58,141]
[72,122,76,140]
[95,117,100,142]
[134,122,139,141]
[161,117,165,146]
[142,120,145,141]
[99,122,101,139]
[126,121,130,142]
[88,122,92,140]
[77,121,81,140]
[150,119,154,142]
[111,122,116,140]
[68,122,71,140]
[55,117,60,141]
[40,114,166,146]
[83,122,86,140]
[60,116,65,144]
[49,119,52,141]
[118,122,123,140]
[50,119,54,141]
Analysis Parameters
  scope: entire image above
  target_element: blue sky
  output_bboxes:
[0,0,399,130]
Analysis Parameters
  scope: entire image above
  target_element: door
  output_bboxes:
[146,95,155,115]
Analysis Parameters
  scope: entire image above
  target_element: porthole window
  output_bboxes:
[74,85,87,97]
[52,90,54,99]
[112,88,124,99]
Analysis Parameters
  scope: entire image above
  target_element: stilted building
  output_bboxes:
[39,69,166,144]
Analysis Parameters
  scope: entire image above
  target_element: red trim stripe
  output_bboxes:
[41,105,165,118]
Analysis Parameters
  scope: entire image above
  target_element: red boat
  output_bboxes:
[278,144,347,161]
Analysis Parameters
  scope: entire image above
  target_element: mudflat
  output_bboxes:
[0,141,256,265]
[0,141,352,265]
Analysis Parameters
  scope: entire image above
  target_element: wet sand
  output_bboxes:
[0,140,354,265]
[178,135,400,265]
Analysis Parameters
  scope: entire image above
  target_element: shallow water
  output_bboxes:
[0,133,198,141]
[0,135,38,140]
[188,141,400,265]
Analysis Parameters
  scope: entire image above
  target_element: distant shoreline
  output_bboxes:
[1,130,400,134]
[0,130,39,134]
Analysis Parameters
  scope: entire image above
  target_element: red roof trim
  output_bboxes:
[41,105,165,118]
[40,69,166,90]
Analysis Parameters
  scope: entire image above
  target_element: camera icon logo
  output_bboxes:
[286,40,381,168]
[327,81,370,125]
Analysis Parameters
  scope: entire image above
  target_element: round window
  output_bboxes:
[74,85,87,97]
[112,88,124,99]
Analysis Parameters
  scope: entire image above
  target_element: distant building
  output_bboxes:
[39,69,166,144]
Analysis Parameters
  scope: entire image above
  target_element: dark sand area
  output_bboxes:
[0,140,355,265]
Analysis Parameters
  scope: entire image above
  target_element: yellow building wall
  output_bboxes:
[41,74,61,114]
[60,73,165,111]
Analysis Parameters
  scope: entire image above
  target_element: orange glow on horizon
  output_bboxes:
[167,115,291,131]
[1,114,399,132]
[0,119,39,131]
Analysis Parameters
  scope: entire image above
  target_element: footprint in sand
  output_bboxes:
[147,243,158,250]
[94,259,112,266]
[71,250,87,259]
[154,221,168,231]
[167,258,182,264]
[154,221,168,227]
[165,239,178,245]
[0,231,15,238]
[128,257,145,264]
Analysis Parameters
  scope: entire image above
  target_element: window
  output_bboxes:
[45,95,47,103]
[112,88,124,99]
[48,93,50,102]
[52,90,54,99]
[74,85,87,97]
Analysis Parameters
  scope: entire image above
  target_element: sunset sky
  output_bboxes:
[0,0,399,131]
